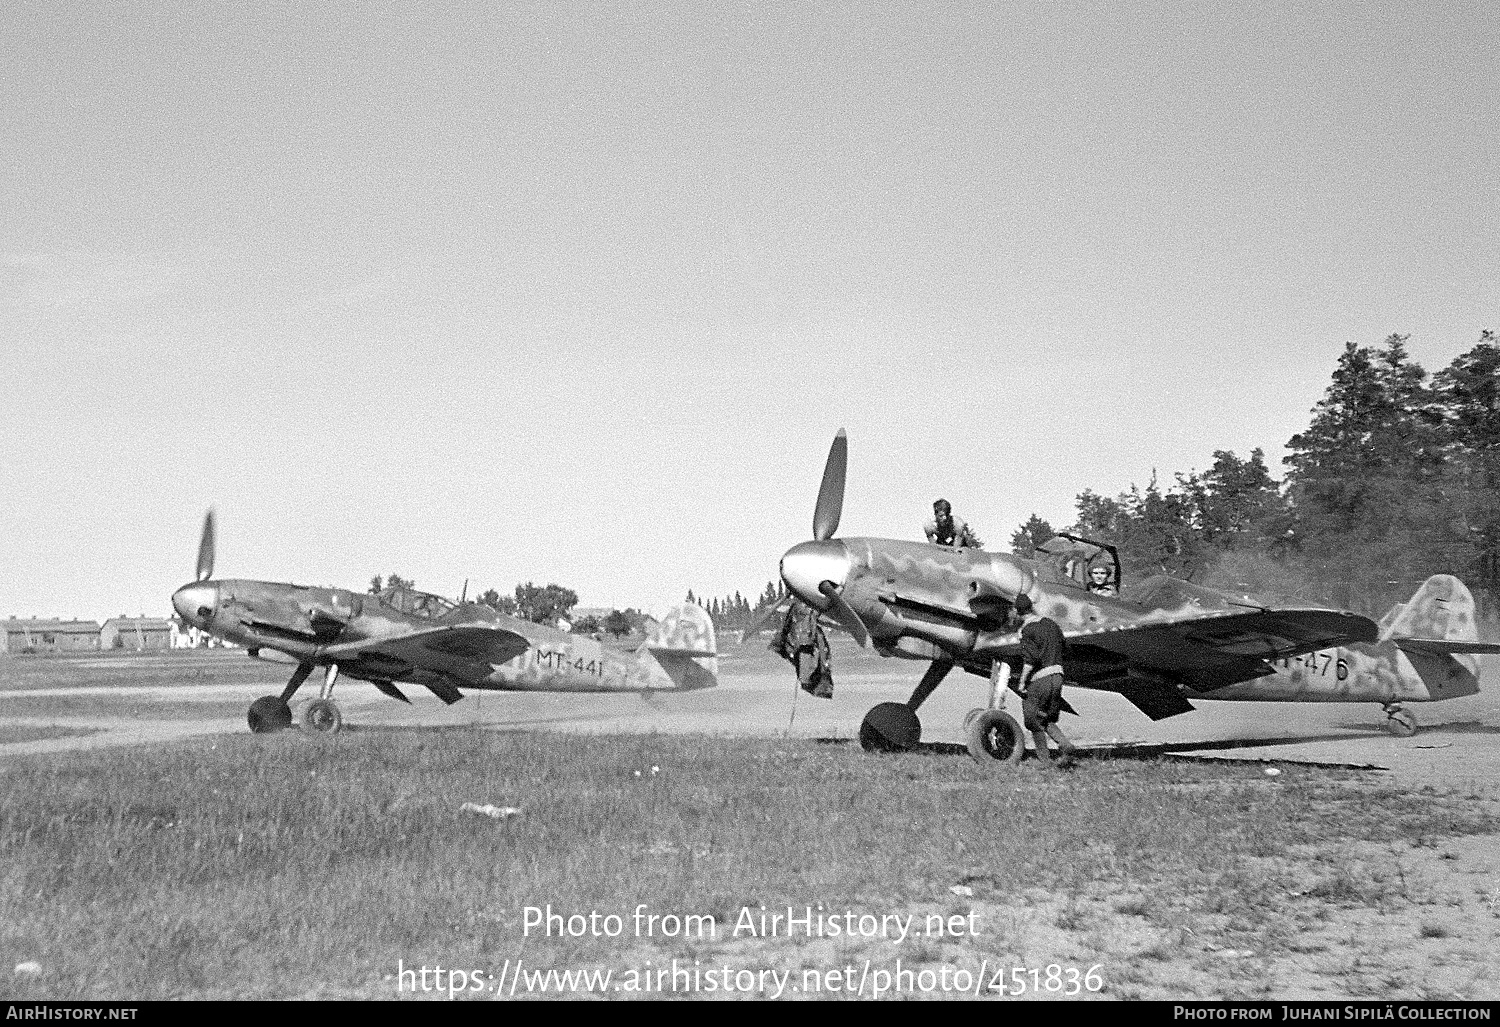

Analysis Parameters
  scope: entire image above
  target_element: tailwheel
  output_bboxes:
[967,709,1024,767]
[247,695,293,733]
[859,702,921,753]
[1385,708,1418,738]
[300,698,344,735]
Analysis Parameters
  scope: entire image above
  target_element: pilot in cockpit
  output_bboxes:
[1087,565,1118,597]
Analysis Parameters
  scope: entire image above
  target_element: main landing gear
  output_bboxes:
[1383,703,1418,738]
[965,660,1024,767]
[855,660,1026,768]
[247,663,345,735]
[859,660,952,753]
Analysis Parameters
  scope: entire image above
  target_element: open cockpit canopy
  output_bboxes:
[1033,533,1122,593]
[377,585,457,619]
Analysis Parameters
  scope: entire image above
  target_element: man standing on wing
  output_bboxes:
[1014,593,1079,769]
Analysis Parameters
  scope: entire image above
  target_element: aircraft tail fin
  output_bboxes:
[633,603,718,690]
[1381,575,1485,700]
[1380,574,1482,644]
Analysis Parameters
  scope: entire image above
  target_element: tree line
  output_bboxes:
[1008,332,1500,615]
[687,581,787,632]
[368,574,647,636]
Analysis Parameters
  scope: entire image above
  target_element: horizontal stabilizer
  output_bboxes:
[1396,637,1500,657]
[634,603,718,690]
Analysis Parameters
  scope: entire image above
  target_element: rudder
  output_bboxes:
[1379,574,1480,644]
[1383,575,1486,701]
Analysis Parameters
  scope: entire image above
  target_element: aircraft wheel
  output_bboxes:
[247,695,293,734]
[300,698,344,735]
[859,702,921,753]
[967,710,1024,767]
[1386,709,1418,738]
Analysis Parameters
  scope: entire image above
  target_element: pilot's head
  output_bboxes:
[1090,566,1111,583]
[933,498,952,519]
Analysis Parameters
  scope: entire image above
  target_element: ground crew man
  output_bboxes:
[924,499,981,548]
[1014,593,1079,769]
[773,599,833,699]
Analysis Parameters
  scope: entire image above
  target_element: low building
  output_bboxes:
[99,617,173,651]
[0,618,101,653]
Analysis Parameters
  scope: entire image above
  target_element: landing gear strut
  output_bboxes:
[859,660,953,752]
[247,662,313,733]
[1383,704,1418,738]
[299,665,344,735]
[965,660,1024,767]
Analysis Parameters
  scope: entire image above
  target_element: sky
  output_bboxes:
[3,1,1497,621]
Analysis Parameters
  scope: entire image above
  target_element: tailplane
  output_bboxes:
[1382,575,1497,700]
[633,603,718,690]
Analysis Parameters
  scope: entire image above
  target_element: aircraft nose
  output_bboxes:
[780,540,852,610]
[172,582,218,625]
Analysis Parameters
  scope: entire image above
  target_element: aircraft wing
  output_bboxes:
[1072,608,1380,690]
[319,626,533,686]
[985,607,1379,692]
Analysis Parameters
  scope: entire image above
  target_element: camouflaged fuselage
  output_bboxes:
[786,539,1474,706]
[174,579,713,693]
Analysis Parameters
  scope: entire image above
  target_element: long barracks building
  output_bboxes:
[0,618,102,653]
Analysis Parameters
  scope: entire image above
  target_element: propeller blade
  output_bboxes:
[818,580,869,647]
[195,509,216,582]
[738,596,791,644]
[812,429,847,541]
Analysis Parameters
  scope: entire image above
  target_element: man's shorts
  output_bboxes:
[1022,673,1064,730]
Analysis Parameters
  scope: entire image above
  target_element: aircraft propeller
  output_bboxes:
[776,429,871,647]
[196,509,216,582]
[811,429,846,541]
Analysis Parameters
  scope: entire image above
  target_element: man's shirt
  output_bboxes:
[1020,614,1066,679]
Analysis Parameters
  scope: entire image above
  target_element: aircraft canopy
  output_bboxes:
[377,586,457,619]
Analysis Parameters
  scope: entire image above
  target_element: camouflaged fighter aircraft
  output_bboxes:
[771,431,1500,765]
[170,512,717,734]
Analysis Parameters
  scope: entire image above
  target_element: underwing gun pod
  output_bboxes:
[171,511,717,734]
[773,433,1493,767]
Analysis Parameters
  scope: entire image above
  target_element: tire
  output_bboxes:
[247,695,292,734]
[1386,710,1418,738]
[858,702,921,752]
[300,697,344,735]
[967,709,1024,767]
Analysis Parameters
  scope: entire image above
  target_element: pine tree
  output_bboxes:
[1283,336,1449,608]
[1431,331,1500,605]
[1009,514,1055,556]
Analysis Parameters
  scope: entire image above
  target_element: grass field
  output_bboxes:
[3,729,1498,1000]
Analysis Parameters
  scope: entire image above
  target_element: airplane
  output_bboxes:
[767,430,1500,764]
[170,512,718,734]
